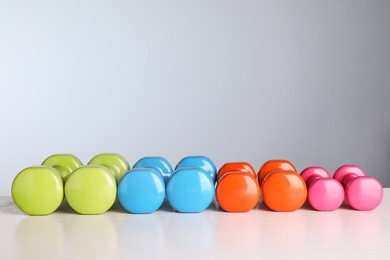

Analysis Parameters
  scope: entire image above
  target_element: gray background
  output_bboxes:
[1,0,389,195]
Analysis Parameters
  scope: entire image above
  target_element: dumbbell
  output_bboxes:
[88,153,130,183]
[174,155,217,183]
[333,165,383,210]
[42,154,83,181]
[117,157,169,214]
[300,166,344,211]
[65,153,130,214]
[216,162,260,212]
[258,160,307,212]
[12,154,82,215]
[133,156,173,185]
[166,156,216,213]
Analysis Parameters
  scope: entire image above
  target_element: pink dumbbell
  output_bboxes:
[333,165,383,210]
[300,167,344,211]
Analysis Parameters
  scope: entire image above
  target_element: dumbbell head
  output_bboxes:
[42,154,83,181]
[133,156,172,185]
[300,167,344,211]
[258,160,307,212]
[118,168,165,214]
[65,165,117,214]
[12,153,82,215]
[217,162,256,180]
[166,168,215,213]
[216,162,260,212]
[333,165,383,210]
[88,153,130,183]
[175,156,217,183]
[12,166,64,215]
[257,159,296,185]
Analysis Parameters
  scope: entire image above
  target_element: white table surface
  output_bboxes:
[1,189,389,260]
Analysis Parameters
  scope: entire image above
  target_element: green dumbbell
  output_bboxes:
[12,154,82,215]
[64,153,130,215]
[88,153,130,183]
[42,154,83,181]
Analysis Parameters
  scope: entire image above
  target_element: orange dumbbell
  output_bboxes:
[258,160,307,212]
[216,162,261,212]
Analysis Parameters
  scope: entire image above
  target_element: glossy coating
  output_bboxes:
[133,156,172,185]
[217,162,256,181]
[12,166,64,215]
[166,168,215,213]
[301,167,344,211]
[258,160,296,186]
[175,156,217,183]
[346,176,383,210]
[118,169,165,214]
[41,154,82,181]
[333,165,365,185]
[88,153,130,183]
[334,165,383,210]
[300,166,331,182]
[216,172,260,212]
[65,165,117,214]
[262,170,307,212]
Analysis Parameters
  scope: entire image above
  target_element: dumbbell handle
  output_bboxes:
[339,173,359,188]
[306,174,324,186]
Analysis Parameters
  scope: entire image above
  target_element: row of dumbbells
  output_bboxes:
[11,153,383,215]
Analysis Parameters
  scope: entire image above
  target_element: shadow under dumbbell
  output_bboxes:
[256,200,314,212]
[338,198,354,210]
[158,198,174,212]
[55,199,78,214]
[297,199,353,211]
[57,198,129,214]
[208,199,219,212]
[108,199,127,213]
[257,201,274,212]
[298,200,315,211]
[158,198,220,213]
[111,197,176,214]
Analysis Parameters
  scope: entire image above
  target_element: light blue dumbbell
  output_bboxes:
[166,156,216,213]
[117,157,171,213]
[118,168,165,214]
[175,155,217,183]
[133,156,173,185]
